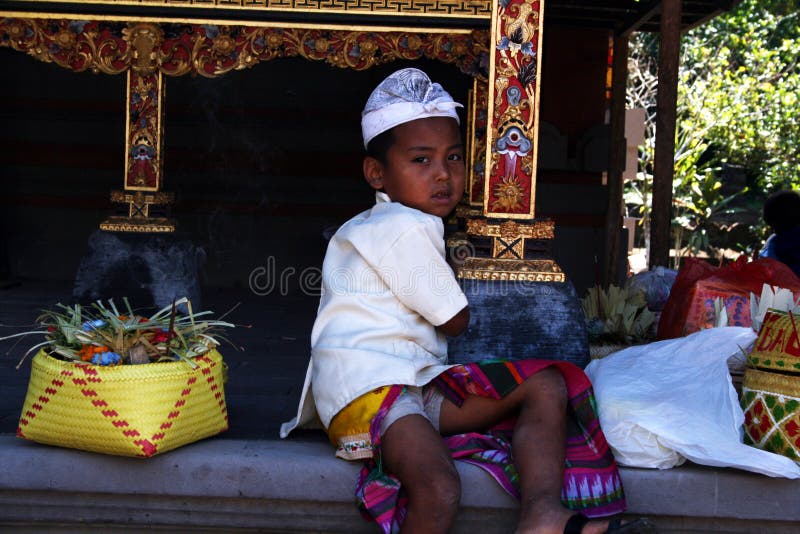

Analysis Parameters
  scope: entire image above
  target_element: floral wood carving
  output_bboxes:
[124,23,164,75]
[0,19,490,79]
[484,0,542,218]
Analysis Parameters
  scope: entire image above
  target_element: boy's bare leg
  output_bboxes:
[381,414,461,534]
[439,367,610,534]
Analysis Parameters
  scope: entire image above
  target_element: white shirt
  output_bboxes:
[280,192,468,436]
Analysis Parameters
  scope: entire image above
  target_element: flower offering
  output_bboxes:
[6,297,234,369]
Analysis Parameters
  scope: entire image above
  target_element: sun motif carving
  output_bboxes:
[491,176,525,212]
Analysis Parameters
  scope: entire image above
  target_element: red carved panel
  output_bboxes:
[125,72,163,191]
[484,0,542,218]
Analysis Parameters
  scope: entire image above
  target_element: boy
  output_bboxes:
[282,68,650,534]
[759,189,800,277]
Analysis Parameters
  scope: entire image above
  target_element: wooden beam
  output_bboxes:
[603,33,629,286]
[650,0,681,267]
[680,1,740,33]
[619,0,661,37]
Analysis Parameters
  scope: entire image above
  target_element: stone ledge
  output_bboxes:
[1,435,799,532]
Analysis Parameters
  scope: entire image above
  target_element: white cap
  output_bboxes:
[361,68,462,149]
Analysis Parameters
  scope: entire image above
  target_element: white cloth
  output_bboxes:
[280,192,468,437]
[585,327,800,478]
[361,68,462,148]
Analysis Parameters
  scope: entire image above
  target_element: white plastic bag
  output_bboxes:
[585,327,800,478]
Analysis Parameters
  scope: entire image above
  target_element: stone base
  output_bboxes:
[2,436,800,533]
[449,279,589,368]
[73,230,204,312]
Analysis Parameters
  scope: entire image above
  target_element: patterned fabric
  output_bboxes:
[355,385,407,529]
[355,359,626,533]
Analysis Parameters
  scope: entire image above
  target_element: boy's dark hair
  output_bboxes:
[764,190,800,234]
[365,128,395,164]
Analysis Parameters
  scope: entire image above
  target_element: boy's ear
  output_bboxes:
[363,157,384,191]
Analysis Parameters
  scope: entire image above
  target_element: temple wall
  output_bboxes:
[538,26,611,292]
[0,26,610,296]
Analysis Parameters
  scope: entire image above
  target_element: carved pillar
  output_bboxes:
[101,24,175,233]
[449,77,489,251]
[468,77,490,208]
[484,0,540,219]
[124,71,164,193]
[458,0,563,283]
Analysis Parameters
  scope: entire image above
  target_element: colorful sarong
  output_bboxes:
[355,359,626,533]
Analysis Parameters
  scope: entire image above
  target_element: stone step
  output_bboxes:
[1,435,799,532]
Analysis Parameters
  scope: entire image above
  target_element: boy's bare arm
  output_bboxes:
[437,306,470,337]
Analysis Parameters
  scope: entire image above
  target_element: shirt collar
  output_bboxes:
[375,191,392,204]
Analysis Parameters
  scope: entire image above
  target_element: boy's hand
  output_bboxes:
[437,306,470,337]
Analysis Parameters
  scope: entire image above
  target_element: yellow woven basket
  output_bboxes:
[17,349,228,457]
[748,309,800,374]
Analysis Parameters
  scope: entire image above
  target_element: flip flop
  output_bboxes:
[607,517,657,533]
[564,513,657,534]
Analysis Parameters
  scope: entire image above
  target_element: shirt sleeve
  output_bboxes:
[374,219,468,327]
[759,234,775,259]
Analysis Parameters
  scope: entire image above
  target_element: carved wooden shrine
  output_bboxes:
[1,0,564,282]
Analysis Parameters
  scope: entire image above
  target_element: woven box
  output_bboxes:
[747,310,800,373]
[657,257,800,340]
[741,368,800,461]
[17,349,228,457]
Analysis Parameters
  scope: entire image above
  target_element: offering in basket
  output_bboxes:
[6,298,234,457]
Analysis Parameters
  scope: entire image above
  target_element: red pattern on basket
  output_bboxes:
[17,369,74,438]
[198,355,228,425]
[63,365,158,454]
[787,420,799,446]
[744,398,773,443]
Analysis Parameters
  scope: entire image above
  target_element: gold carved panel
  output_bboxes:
[0,18,489,78]
[14,0,492,19]
[457,257,565,282]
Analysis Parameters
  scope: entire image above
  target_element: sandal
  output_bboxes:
[564,513,657,534]
[607,517,657,533]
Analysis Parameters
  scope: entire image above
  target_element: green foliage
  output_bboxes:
[683,0,800,192]
[626,0,800,261]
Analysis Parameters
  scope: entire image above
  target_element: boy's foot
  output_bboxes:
[564,514,657,534]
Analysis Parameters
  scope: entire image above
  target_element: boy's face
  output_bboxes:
[364,116,465,218]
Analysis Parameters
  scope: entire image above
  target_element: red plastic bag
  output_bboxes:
[657,256,800,339]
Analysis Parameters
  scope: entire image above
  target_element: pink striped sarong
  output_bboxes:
[355,359,626,533]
